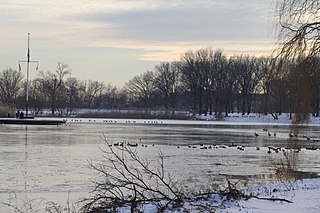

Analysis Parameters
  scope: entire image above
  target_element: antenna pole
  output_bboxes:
[19,33,38,118]
[26,33,30,117]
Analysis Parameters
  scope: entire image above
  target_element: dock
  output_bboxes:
[0,118,66,125]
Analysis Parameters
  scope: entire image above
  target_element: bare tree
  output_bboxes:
[126,71,156,109]
[103,83,123,109]
[309,57,320,116]
[83,80,105,109]
[180,48,216,115]
[37,62,71,114]
[257,57,277,115]
[209,49,228,115]
[29,78,47,113]
[276,0,320,59]
[195,48,215,115]
[64,77,82,116]
[274,1,316,172]
[153,62,181,115]
[0,68,24,108]
[276,0,320,123]
[180,50,200,114]
[219,56,238,116]
[232,55,260,115]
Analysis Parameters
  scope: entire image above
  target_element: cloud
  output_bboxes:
[76,0,273,43]
[66,0,276,61]
[0,0,278,85]
[0,0,275,50]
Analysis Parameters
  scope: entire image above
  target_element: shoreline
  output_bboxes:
[59,113,320,127]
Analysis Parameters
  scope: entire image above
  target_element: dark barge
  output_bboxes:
[0,118,66,125]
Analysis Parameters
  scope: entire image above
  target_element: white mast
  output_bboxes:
[19,33,38,118]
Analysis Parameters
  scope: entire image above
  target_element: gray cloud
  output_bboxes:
[73,0,274,43]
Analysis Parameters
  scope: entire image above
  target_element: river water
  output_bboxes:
[0,118,320,211]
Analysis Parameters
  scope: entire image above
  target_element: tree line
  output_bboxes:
[1,47,319,117]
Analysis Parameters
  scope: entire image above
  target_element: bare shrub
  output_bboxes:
[3,190,78,213]
[219,180,245,201]
[80,137,185,212]
[274,148,299,182]
[3,192,45,213]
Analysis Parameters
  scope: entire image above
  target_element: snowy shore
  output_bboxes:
[219,178,320,213]
[99,177,320,212]
[61,113,320,126]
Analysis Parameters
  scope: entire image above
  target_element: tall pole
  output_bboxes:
[26,33,30,117]
[19,33,38,119]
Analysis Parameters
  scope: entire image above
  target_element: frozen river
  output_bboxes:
[0,118,320,211]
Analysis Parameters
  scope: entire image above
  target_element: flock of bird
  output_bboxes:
[107,140,316,155]
[66,119,164,124]
[106,126,320,155]
[253,129,319,153]
[65,119,320,153]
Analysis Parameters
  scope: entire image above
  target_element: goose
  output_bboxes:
[254,132,259,137]
[229,143,237,147]
[237,146,245,151]
[128,143,138,147]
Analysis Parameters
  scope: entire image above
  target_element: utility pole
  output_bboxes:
[19,33,38,118]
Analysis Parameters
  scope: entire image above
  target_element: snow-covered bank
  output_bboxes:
[95,178,320,212]
[219,178,320,213]
[60,113,320,126]
[197,113,320,125]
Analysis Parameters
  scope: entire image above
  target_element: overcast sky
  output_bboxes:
[0,0,277,86]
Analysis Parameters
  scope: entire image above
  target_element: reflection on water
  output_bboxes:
[0,120,320,209]
[24,126,27,191]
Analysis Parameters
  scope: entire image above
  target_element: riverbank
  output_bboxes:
[218,178,320,212]
[197,113,320,125]
[60,113,320,128]
[106,178,320,212]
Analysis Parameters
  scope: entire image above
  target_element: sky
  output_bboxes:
[0,0,277,86]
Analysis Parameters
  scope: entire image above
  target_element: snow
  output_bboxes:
[61,113,320,127]
[98,178,320,212]
[219,178,320,213]
[197,113,320,126]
